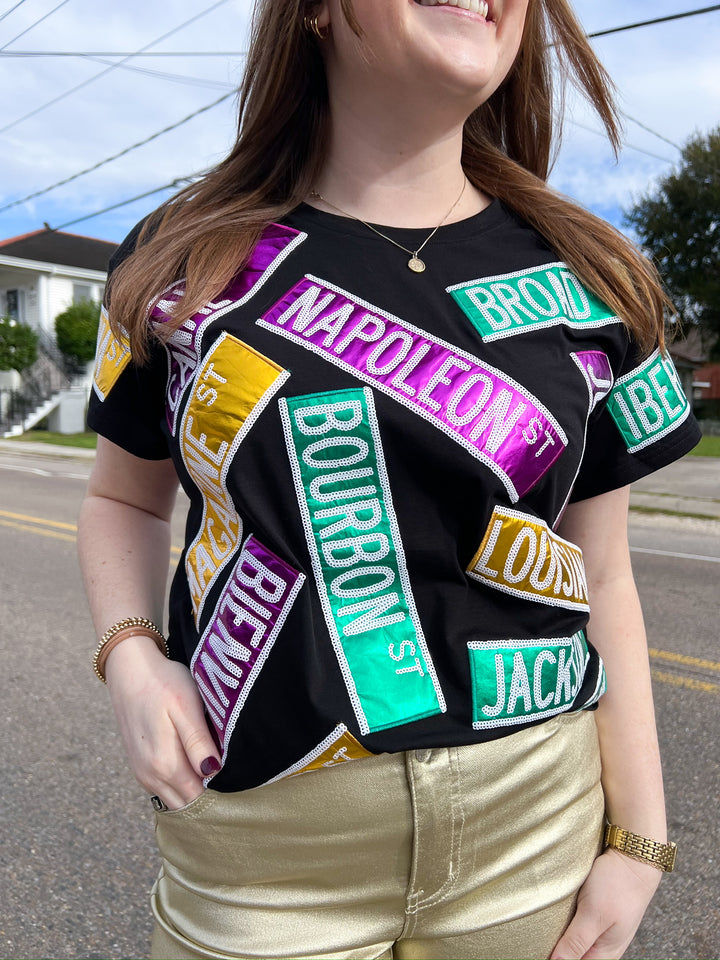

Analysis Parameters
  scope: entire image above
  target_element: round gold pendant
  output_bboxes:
[408,256,426,273]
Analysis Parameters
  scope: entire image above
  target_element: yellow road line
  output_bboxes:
[0,517,76,542]
[0,511,183,556]
[649,648,720,674]
[0,512,717,687]
[0,509,77,531]
[651,670,720,695]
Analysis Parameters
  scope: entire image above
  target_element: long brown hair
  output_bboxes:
[109,0,669,362]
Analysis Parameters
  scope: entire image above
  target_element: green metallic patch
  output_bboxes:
[280,386,445,735]
[606,349,690,453]
[468,632,588,729]
[447,262,620,342]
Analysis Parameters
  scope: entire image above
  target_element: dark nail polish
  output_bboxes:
[200,756,221,776]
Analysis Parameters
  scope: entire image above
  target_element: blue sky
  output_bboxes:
[0,0,718,245]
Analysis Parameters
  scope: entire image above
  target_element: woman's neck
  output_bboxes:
[310,97,490,228]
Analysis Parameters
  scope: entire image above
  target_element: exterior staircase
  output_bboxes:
[0,333,84,437]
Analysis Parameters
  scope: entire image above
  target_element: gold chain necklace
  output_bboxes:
[309,178,467,273]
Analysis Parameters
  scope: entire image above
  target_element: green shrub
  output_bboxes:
[0,316,39,372]
[55,300,101,366]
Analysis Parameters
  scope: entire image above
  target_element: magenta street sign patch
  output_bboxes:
[191,533,305,765]
[258,276,567,501]
[150,222,305,435]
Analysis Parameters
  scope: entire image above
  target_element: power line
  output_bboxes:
[6,4,714,232]
[622,113,682,152]
[51,117,681,235]
[51,172,206,231]
[0,0,73,53]
[568,119,677,164]
[0,0,235,134]
[3,3,720,58]
[586,4,720,38]
[2,99,679,219]
[0,91,234,213]
[0,50,247,56]
[0,0,30,25]
[82,55,236,90]
[0,86,676,216]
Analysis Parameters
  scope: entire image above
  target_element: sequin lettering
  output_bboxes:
[280,387,445,734]
[468,632,589,729]
[262,724,374,784]
[192,534,304,764]
[468,506,588,611]
[260,277,567,501]
[607,349,691,452]
[571,351,614,412]
[150,223,304,434]
[179,333,289,623]
[447,262,621,343]
[92,306,131,401]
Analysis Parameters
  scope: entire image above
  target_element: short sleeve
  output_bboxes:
[570,340,702,502]
[86,221,171,460]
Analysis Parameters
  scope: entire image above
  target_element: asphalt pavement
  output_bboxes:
[1,438,718,960]
[2,436,718,516]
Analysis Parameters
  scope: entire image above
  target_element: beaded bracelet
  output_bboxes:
[92,616,169,683]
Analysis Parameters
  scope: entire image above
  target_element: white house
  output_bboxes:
[0,225,115,335]
[0,226,117,434]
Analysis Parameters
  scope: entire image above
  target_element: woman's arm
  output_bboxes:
[78,436,220,809]
[551,485,666,960]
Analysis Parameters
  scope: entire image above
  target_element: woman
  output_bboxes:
[78,1,698,958]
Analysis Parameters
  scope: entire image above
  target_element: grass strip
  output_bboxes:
[629,504,720,522]
[688,435,720,458]
[9,430,97,449]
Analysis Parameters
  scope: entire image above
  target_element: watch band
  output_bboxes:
[604,822,677,873]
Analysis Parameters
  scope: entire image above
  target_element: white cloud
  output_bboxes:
[549,0,720,225]
[0,0,718,242]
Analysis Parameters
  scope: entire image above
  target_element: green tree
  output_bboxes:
[0,316,39,372]
[55,299,101,367]
[624,126,720,355]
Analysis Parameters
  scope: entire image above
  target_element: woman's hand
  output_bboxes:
[104,634,221,810]
[551,848,662,959]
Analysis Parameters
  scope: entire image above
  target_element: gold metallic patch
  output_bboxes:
[290,729,373,777]
[468,506,588,611]
[92,306,131,401]
[181,333,286,619]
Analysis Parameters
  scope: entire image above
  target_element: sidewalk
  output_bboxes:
[630,457,720,522]
[0,438,96,459]
[1,437,718,520]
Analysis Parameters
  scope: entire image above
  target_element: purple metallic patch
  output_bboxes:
[259,276,567,501]
[150,223,305,434]
[191,533,305,763]
[571,351,614,412]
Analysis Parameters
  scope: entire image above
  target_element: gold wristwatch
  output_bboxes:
[604,823,677,873]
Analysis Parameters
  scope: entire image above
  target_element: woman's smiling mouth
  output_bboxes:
[414,0,492,20]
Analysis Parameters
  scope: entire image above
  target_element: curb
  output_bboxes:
[1,443,717,521]
[0,439,96,460]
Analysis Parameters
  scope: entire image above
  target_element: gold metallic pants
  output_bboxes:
[151,711,604,960]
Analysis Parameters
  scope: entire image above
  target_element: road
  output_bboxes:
[0,448,718,960]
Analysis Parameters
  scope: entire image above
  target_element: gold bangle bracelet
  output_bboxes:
[604,822,677,873]
[92,617,169,683]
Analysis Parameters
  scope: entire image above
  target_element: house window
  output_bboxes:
[5,289,23,321]
[73,283,94,303]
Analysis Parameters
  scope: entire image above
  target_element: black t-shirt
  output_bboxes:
[89,201,700,791]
